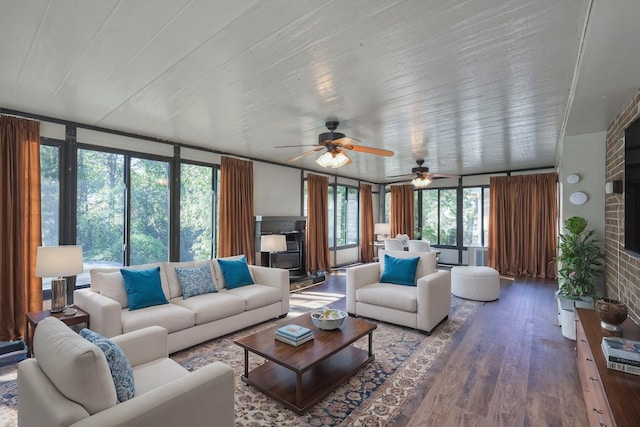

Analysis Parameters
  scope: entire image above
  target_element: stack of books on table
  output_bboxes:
[275,324,314,346]
[601,336,640,376]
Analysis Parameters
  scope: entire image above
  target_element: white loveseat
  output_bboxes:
[18,317,234,427]
[346,250,451,335]
[74,257,289,353]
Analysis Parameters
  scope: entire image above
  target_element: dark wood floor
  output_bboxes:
[302,271,589,426]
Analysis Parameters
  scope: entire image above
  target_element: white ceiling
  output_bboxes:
[1,0,639,183]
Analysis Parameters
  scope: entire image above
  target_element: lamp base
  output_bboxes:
[50,277,67,313]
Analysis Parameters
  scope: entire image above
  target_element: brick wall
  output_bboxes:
[605,90,640,323]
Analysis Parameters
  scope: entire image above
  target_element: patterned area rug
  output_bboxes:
[0,295,479,427]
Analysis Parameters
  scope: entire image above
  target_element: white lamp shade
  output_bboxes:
[412,176,433,188]
[35,246,84,278]
[374,223,391,235]
[260,235,287,252]
[315,150,350,168]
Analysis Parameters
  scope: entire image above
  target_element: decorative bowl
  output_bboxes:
[311,308,347,330]
[596,298,628,331]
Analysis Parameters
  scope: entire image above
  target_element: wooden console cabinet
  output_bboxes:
[575,308,640,427]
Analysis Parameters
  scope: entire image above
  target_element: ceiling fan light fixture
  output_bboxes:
[315,150,350,168]
[411,176,433,188]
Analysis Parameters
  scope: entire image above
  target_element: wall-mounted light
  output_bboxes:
[605,180,622,194]
[315,149,351,168]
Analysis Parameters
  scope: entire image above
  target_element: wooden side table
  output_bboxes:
[25,306,90,357]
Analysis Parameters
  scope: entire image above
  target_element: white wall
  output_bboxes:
[559,132,606,240]
[254,161,302,216]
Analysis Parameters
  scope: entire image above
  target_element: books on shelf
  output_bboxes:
[275,324,314,346]
[602,337,640,362]
[601,338,640,376]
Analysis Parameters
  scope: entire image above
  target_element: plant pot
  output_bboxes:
[595,298,628,332]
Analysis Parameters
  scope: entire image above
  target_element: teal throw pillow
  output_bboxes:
[80,328,135,402]
[380,254,420,286]
[217,256,254,289]
[120,267,168,310]
[175,264,218,299]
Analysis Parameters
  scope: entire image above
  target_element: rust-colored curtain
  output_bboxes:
[488,173,557,278]
[390,184,415,238]
[306,174,331,273]
[359,184,375,263]
[218,156,254,264]
[0,116,42,341]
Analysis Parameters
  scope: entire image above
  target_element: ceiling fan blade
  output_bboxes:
[274,144,319,148]
[331,136,361,145]
[430,173,460,179]
[386,173,413,179]
[286,147,324,162]
[344,144,395,157]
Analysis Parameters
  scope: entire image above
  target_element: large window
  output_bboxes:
[462,187,490,246]
[129,158,170,265]
[76,149,125,273]
[304,181,359,249]
[420,189,438,244]
[40,143,61,290]
[180,163,218,261]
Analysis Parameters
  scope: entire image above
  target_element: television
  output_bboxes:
[624,117,640,256]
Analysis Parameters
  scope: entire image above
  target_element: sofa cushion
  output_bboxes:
[356,283,418,312]
[171,291,246,325]
[90,263,170,300]
[217,255,254,289]
[121,303,196,334]
[33,317,117,415]
[163,260,212,299]
[380,254,420,286]
[226,284,282,311]
[80,328,135,403]
[121,267,169,310]
[93,270,129,308]
[176,264,218,299]
[132,358,189,396]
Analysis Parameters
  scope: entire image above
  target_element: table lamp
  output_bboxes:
[374,223,391,241]
[35,245,84,313]
[260,235,287,268]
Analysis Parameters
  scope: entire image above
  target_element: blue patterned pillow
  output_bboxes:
[175,264,218,299]
[80,329,135,402]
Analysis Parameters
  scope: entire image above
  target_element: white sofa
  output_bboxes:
[74,257,289,353]
[18,317,234,427]
[346,250,451,335]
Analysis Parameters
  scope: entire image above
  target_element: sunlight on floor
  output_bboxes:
[290,290,345,312]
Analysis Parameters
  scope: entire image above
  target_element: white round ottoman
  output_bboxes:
[451,266,500,301]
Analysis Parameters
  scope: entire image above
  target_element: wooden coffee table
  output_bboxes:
[234,313,376,414]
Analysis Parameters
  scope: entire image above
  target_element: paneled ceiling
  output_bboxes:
[1,0,639,183]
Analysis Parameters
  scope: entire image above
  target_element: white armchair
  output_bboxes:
[346,249,451,335]
[18,317,234,427]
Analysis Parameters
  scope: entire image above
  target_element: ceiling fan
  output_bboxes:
[388,159,460,188]
[275,120,394,168]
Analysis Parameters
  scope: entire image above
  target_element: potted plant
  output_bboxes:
[556,216,604,339]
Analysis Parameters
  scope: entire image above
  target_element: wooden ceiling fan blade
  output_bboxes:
[332,136,361,146]
[276,144,317,149]
[347,144,395,157]
[386,173,413,178]
[286,147,324,162]
[430,173,460,179]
